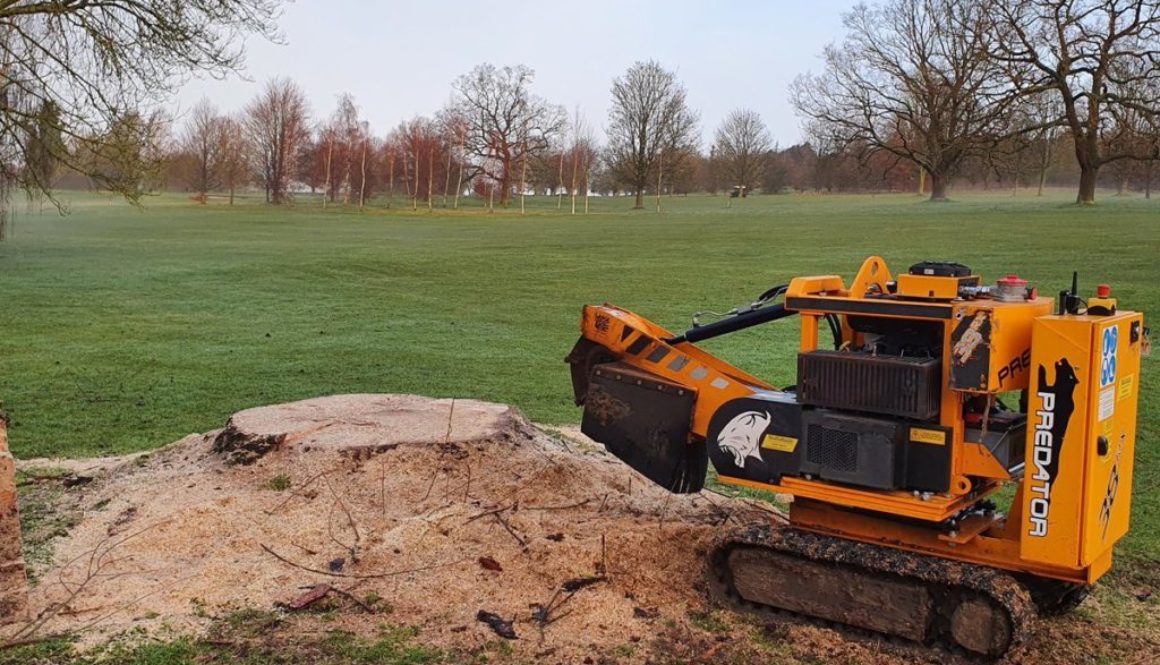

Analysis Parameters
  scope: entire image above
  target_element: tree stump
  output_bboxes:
[0,415,29,625]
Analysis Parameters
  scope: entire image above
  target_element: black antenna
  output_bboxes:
[1059,271,1081,315]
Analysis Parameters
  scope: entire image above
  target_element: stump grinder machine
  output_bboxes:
[566,257,1148,658]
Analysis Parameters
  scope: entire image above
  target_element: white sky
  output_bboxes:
[173,0,853,146]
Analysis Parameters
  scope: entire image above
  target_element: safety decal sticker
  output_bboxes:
[1100,325,1118,388]
[761,434,798,453]
[1099,387,1115,422]
[1119,374,1134,402]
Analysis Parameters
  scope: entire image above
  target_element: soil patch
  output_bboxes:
[4,394,1156,664]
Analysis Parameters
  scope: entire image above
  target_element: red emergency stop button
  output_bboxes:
[1097,284,1111,298]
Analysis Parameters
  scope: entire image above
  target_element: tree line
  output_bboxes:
[5,0,1160,233]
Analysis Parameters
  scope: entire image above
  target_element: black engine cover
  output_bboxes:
[707,392,804,484]
[799,410,906,490]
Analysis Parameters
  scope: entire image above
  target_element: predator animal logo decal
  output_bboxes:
[951,311,994,390]
[952,312,989,365]
[1028,358,1079,537]
[716,410,771,468]
[1099,435,1125,540]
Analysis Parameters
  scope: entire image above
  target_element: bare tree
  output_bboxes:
[181,99,222,200]
[436,109,470,209]
[569,108,597,214]
[451,63,565,207]
[713,109,773,194]
[244,78,310,204]
[331,94,363,205]
[991,0,1160,204]
[216,115,248,206]
[792,0,1020,201]
[606,60,699,209]
[0,0,284,236]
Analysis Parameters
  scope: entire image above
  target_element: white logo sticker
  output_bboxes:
[716,411,771,468]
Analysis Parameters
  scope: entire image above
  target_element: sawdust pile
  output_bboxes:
[17,394,767,659]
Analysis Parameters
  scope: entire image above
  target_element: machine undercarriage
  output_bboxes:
[566,257,1147,658]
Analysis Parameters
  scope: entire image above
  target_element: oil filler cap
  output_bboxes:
[1097,284,1111,298]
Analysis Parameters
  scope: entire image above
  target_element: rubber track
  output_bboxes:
[709,523,1036,660]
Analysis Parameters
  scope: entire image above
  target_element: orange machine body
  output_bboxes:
[569,257,1145,585]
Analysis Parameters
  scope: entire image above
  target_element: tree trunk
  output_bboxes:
[570,147,579,215]
[583,154,590,214]
[1012,151,1020,197]
[359,141,367,210]
[1117,175,1127,197]
[929,172,949,202]
[1076,165,1098,205]
[520,133,528,215]
[443,150,452,208]
[454,160,463,210]
[499,167,512,207]
[323,140,331,206]
[427,144,434,211]
[1072,132,1100,205]
[557,151,564,208]
[229,183,235,206]
[1146,159,1154,200]
[387,153,395,209]
[633,189,644,209]
[322,142,331,207]
[655,152,663,213]
[496,150,513,207]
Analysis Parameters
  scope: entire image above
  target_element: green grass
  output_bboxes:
[1,189,1157,560]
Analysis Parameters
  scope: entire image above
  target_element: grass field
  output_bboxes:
[1,189,1157,560]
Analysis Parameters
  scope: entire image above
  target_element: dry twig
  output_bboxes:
[493,511,528,549]
[260,543,467,580]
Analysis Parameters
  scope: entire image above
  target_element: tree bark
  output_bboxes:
[443,149,452,208]
[499,169,512,207]
[929,172,949,201]
[359,140,367,210]
[1076,165,1098,205]
[633,189,644,209]
[387,152,395,209]
[454,159,463,210]
[655,152,663,213]
[323,140,332,207]
[557,150,564,208]
[1073,134,1099,204]
[1146,159,1154,200]
[1037,139,1051,197]
[583,152,590,214]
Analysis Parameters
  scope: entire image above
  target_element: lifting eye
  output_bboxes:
[1097,436,1110,456]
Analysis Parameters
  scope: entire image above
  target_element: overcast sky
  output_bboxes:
[174,0,853,146]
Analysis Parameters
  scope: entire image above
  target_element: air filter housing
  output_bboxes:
[797,350,941,420]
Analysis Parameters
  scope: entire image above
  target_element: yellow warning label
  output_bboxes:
[761,434,798,453]
[1119,374,1135,401]
[910,428,946,445]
